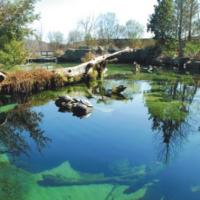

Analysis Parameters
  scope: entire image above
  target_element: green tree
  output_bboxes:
[0,40,28,65]
[0,0,38,65]
[0,0,39,48]
[147,0,174,43]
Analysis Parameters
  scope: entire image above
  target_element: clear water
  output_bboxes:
[1,71,200,200]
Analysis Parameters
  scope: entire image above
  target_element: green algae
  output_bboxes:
[0,154,33,200]
[34,161,157,200]
[145,96,187,121]
[0,155,163,200]
[144,80,191,122]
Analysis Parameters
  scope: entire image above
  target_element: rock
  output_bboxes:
[55,96,93,118]
[72,103,92,118]
[79,99,93,108]
[55,96,74,107]
[60,95,74,103]
[112,85,127,94]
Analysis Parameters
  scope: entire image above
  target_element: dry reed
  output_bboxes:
[0,69,65,94]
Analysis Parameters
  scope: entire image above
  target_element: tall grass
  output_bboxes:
[0,69,65,94]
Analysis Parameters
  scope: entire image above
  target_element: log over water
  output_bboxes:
[54,47,133,79]
[0,48,132,95]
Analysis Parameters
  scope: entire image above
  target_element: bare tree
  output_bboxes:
[48,31,65,51]
[67,30,83,48]
[96,12,120,43]
[125,20,144,39]
[186,0,199,40]
[78,15,96,42]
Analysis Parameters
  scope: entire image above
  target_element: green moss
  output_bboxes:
[37,161,81,180]
[145,95,187,121]
[144,79,191,122]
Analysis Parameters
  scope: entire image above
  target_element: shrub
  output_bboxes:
[184,41,200,59]
[53,49,64,57]
[161,39,178,58]
[0,40,28,66]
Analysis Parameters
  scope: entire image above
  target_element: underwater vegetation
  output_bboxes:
[0,153,165,200]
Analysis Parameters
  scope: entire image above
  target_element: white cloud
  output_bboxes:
[32,0,157,41]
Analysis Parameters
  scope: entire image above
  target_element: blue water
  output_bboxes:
[2,78,200,199]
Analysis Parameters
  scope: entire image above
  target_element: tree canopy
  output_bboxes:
[147,0,174,42]
[0,0,38,65]
[148,0,200,58]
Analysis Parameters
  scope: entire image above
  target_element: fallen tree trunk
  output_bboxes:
[0,48,132,94]
[54,47,133,78]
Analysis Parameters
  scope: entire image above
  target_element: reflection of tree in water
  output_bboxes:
[0,105,51,156]
[145,79,198,163]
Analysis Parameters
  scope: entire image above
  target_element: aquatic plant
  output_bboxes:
[0,157,31,200]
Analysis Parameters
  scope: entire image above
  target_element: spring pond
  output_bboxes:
[1,65,200,200]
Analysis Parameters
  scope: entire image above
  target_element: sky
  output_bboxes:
[32,0,157,41]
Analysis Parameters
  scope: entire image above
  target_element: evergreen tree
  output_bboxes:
[147,0,174,42]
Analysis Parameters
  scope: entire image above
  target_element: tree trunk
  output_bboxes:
[188,1,194,41]
[178,0,184,58]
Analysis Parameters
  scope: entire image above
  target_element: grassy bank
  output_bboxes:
[0,69,65,94]
[0,63,198,95]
